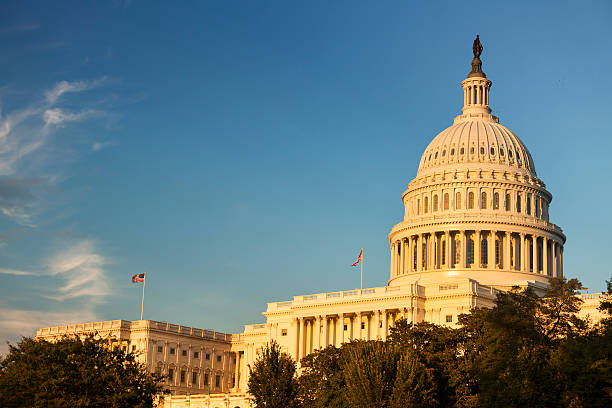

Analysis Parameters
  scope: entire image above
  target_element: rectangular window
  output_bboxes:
[132,345,137,351]
[192,372,198,385]
[516,193,521,213]
[526,193,532,215]
[204,373,209,385]
[182,350,187,357]
[361,323,365,330]
[215,375,221,388]
[481,238,488,266]
[446,315,453,323]
[170,348,175,355]
[495,239,500,266]
[417,199,421,215]
[343,324,348,331]
[205,353,210,360]
[180,370,186,383]
[157,346,163,353]
[168,368,174,383]
[505,193,511,211]
[439,284,458,291]
[441,240,446,265]
[467,238,474,266]
[217,355,222,363]
[194,352,199,359]
[281,329,287,336]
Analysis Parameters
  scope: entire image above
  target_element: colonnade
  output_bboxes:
[294,309,409,362]
[390,230,563,278]
[463,80,490,107]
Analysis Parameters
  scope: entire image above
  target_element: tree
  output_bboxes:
[0,335,168,408]
[247,341,299,408]
[298,345,348,408]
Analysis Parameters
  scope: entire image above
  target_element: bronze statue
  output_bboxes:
[473,35,483,58]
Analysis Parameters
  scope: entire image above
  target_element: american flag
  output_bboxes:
[351,250,363,267]
[132,273,145,283]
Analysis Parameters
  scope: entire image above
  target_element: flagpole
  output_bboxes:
[360,248,363,290]
[140,273,146,321]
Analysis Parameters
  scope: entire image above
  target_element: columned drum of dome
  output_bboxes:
[388,37,565,290]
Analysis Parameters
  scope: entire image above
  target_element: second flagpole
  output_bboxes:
[360,248,363,290]
[140,273,146,321]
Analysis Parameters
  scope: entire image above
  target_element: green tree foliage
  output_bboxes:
[247,341,299,408]
[297,345,347,408]
[0,335,167,408]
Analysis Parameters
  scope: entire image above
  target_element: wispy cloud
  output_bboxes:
[0,308,97,355]
[0,177,47,226]
[91,141,115,152]
[47,240,110,301]
[43,108,98,126]
[0,268,36,276]
[45,77,109,104]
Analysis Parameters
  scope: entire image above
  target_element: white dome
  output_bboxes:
[417,119,537,178]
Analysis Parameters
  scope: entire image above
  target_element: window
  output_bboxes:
[495,238,501,267]
[132,345,137,351]
[526,193,532,215]
[361,323,365,329]
[456,192,461,209]
[468,192,474,209]
[435,152,438,159]
[422,241,427,268]
[417,199,421,215]
[467,237,474,266]
[470,146,475,154]
[509,150,513,158]
[493,192,499,210]
[168,368,174,383]
[281,329,288,336]
[182,350,187,357]
[215,375,221,388]
[205,353,210,360]
[460,147,465,155]
[451,148,455,155]
[194,352,199,359]
[158,346,163,353]
[490,147,495,155]
[444,193,449,210]
[505,193,511,211]
[180,370,186,383]
[440,284,458,291]
[500,149,505,156]
[481,238,488,266]
[217,355,222,363]
[446,315,453,323]
[516,193,521,213]
[480,147,485,155]
[413,244,418,270]
[192,372,198,385]
[481,192,487,209]
[343,324,348,331]
[170,348,175,355]
[424,196,429,213]
[535,196,540,217]
[204,373,209,385]
[454,238,461,265]
[442,150,446,156]
[433,195,438,211]
[441,240,446,265]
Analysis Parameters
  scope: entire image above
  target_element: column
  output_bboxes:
[374,310,380,340]
[488,230,495,269]
[503,232,510,270]
[559,246,563,277]
[233,353,240,391]
[543,237,548,276]
[390,242,396,278]
[356,312,362,340]
[339,314,345,344]
[381,310,388,341]
[445,231,451,268]
[408,237,413,272]
[474,230,481,268]
[321,316,328,348]
[532,235,538,273]
[461,231,467,268]
[298,317,305,362]
[417,235,423,272]
[313,316,320,350]
[520,233,526,272]
[399,239,405,276]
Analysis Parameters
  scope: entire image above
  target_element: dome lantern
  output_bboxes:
[459,35,494,119]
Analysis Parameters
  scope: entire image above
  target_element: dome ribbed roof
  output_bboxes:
[417,118,536,177]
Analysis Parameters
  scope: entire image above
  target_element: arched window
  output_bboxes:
[526,193,532,215]
[417,199,421,215]
[470,146,475,154]
[481,192,487,209]
[441,240,446,265]
[468,192,474,209]
[505,193,511,211]
[424,197,429,214]
[480,147,485,155]
[456,192,462,209]
[444,193,449,210]
[460,147,465,155]
[495,237,501,267]
[535,196,540,217]
[433,195,438,211]
[467,237,474,266]
[493,192,500,210]
[516,193,522,213]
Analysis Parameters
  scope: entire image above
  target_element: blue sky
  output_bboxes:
[1,0,611,352]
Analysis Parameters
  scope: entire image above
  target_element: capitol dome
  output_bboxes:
[388,36,565,290]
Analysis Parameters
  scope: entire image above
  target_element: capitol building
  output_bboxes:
[36,38,606,408]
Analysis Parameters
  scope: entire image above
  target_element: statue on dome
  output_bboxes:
[473,35,483,58]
